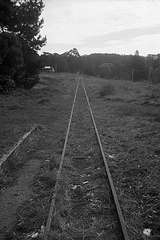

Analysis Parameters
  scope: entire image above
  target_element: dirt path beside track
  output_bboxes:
[0,157,43,238]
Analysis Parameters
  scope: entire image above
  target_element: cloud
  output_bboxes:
[41,0,160,55]
[83,25,160,47]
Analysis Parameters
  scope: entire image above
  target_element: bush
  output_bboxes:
[99,84,115,97]
[152,67,160,83]
[98,63,115,79]
[0,75,15,93]
[23,75,39,89]
[0,32,23,78]
[13,67,26,87]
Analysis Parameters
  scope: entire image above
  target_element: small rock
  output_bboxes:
[143,228,151,237]
[108,154,115,159]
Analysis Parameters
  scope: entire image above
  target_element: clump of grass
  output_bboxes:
[115,104,138,117]
[37,171,57,190]
[99,84,115,97]
[7,104,23,110]
[38,98,50,105]
[0,170,15,190]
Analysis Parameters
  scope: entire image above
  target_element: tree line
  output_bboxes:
[40,49,160,83]
[0,0,46,92]
[1,1,160,94]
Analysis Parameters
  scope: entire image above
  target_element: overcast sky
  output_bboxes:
[41,0,160,56]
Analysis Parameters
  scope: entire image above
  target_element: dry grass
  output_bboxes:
[84,76,160,239]
[1,73,160,239]
[0,72,76,158]
[0,127,41,191]
[0,72,77,238]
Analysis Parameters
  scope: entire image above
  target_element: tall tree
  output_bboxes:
[129,55,146,81]
[10,0,46,51]
[0,32,23,76]
[0,0,46,90]
[0,0,13,32]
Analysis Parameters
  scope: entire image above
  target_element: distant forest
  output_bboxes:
[40,48,160,83]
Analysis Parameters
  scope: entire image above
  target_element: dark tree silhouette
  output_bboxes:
[10,0,46,51]
[0,0,13,32]
[0,32,23,76]
[0,0,46,91]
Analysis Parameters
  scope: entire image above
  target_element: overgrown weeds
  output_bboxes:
[99,84,115,97]
[0,127,41,191]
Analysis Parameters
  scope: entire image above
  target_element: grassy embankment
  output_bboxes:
[0,72,160,239]
[84,75,160,239]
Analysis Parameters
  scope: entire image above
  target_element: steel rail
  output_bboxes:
[43,75,80,240]
[82,79,129,240]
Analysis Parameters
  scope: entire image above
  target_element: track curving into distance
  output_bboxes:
[44,75,129,240]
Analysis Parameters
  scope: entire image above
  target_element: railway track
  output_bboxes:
[44,75,129,240]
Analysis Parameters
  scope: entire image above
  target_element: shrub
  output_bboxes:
[99,84,115,97]
[0,32,24,78]
[152,67,160,83]
[13,67,26,87]
[0,75,15,93]
[23,75,39,89]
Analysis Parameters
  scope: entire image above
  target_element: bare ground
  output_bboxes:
[0,157,42,238]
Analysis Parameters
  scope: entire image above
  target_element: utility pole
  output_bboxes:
[148,65,153,83]
[148,65,153,97]
[146,55,155,97]
[131,69,134,82]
